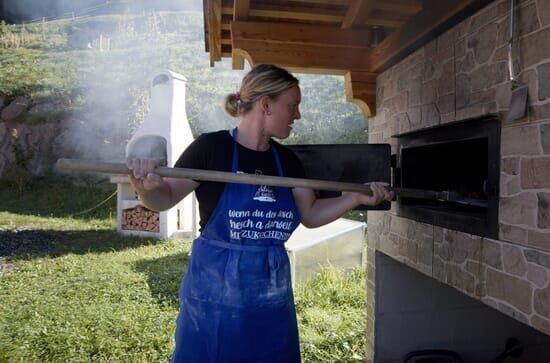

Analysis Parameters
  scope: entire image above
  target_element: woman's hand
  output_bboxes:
[126,158,163,191]
[353,182,394,206]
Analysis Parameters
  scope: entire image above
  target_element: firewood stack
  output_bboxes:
[122,206,160,232]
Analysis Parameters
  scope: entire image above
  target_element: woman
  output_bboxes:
[127,64,393,363]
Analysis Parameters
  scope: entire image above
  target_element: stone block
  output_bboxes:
[407,239,418,264]
[470,2,500,32]
[421,104,440,127]
[458,232,482,261]
[501,157,520,175]
[537,62,550,101]
[485,267,533,314]
[528,230,550,251]
[421,79,437,104]
[538,192,550,229]
[495,82,512,111]
[500,173,521,196]
[455,39,466,58]
[456,52,475,74]
[534,284,550,319]
[500,192,538,227]
[499,223,527,244]
[391,92,408,115]
[470,62,508,93]
[526,262,549,288]
[531,315,550,335]
[389,216,408,238]
[529,102,550,123]
[521,157,550,188]
[0,97,28,122]
[408,82,422,107]
[524,249,550,269]
[501,125,542,156]
[437,60,455,96]
[437,93,455,114]
[520,26,550,68]
[467,22,498,64]
[538,0,550,27]
[541,123,550,154]
[502,244,527,277]
[456,74,471,109]
[424,39,437,59]
[407,106,421,129]
[517,3,541,36]
[455,16,472,39]
[394,112,411,135]
[482,238,503,269]
[497,302,530,324]
[440,112,456,124]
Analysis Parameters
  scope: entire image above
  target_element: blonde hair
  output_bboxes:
[224,64,299,117]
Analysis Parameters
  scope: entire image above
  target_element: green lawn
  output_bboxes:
[0,176,366,362]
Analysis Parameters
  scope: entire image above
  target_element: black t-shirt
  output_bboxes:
[175,130,305,231]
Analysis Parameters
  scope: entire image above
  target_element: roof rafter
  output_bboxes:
[342,0,376,29]
[231,21,372,49]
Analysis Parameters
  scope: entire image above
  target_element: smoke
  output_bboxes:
[4,1,367,174]
[1,0,203,23]
[55,8,242,166]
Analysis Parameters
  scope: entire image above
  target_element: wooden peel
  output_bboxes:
[56,158,454,201]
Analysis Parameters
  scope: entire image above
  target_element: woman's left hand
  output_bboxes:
[354,182,394,206]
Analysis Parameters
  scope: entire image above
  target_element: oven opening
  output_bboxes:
[395,116,500,238]
[401,137,488,215]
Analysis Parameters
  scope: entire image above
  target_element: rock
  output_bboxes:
[1,97,29,122]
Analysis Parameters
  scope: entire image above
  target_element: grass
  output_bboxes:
[0,176,367,362]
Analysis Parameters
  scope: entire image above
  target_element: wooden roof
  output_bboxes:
[202,0,494,116]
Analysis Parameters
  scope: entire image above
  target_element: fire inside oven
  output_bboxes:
[396,116,500,238]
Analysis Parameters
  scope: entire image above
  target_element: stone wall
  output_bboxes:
[0,96,127,179]
[367,0,550,358]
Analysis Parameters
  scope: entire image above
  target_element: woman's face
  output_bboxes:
[265,85,301,139]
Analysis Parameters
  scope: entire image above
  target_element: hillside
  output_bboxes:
[0,11,369,167]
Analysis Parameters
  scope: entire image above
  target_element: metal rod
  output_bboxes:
[508,0,516,82]
[56,158,452,201]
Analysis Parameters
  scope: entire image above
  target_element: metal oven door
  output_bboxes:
[288,144,391,211]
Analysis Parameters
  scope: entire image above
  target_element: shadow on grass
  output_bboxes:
[0,175,116,221]
[134,252,190,307]
[0,229,160,260]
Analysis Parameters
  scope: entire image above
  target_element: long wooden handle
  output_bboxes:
[56,158,451,201]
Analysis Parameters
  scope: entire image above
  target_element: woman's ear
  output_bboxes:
[260,95,271,115]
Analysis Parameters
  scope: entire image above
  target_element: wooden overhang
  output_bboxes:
[202,0,495,117]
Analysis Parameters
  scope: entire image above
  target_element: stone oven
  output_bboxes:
[112,70,199,239]
[366,1,550,361]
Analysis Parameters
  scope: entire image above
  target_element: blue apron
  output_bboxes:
[171,128,302,363]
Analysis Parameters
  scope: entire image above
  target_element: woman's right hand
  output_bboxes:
[126,158,163,192]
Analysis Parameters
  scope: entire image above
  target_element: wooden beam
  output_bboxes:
[344,71,377,117]
[231,21,372,49]
[233,0,250,21]
[231,39,370,74]
[294,0,348,5]
[247,9,344,23]
[207,0,222,66]
[365,17,402,29]
[368,0,495,72]
[342,0,376,29]
[375,0,422,15]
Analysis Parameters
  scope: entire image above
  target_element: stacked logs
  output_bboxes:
[122,206,159,232]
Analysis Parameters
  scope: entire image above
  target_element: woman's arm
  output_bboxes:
[292,182,392,228]
[127,158,199,212]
